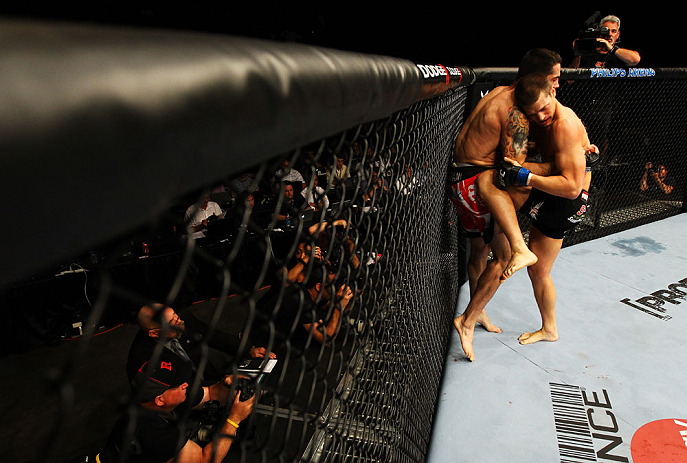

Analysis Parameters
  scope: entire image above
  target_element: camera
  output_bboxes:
[236,377,256,401]
[574,26,610,55]
[189,400,225,444]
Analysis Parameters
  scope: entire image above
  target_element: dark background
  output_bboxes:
[0,6,679,68]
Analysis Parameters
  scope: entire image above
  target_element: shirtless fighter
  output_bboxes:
[494,73,592,346]
[449,49,562,359]
[455,72,593,360]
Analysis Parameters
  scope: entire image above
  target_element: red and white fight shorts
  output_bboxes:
[448,167,494,242]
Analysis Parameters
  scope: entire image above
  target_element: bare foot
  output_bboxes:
[476,311,502,333]
[453,315,475,361]
[501,249,538,281]
[518,329,558,345]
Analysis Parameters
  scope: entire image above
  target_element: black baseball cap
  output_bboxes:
[131,356,192,403]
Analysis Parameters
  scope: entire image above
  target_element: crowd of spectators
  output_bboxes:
[93,139,435,462]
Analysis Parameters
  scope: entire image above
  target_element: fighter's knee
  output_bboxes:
[527,264,548,281]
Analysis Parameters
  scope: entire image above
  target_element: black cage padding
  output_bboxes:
[0,19,469,284]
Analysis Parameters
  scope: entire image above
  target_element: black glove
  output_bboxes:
[497,160,531,188]
[585,150,600,171]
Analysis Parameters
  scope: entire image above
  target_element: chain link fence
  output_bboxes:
[2,85,466,463]
[558,71,687,245]
[0,21,467,463]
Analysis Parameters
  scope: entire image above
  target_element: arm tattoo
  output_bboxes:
[501,106,529,160]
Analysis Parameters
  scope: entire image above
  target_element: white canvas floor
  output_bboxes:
[427,213,687,463]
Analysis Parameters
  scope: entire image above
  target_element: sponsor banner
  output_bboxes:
[631,419,687,462]
[620,276,687,320]
[549,382,630,462]
[549,383,687,462]
[589,68,656,78]
[416,64,462,84]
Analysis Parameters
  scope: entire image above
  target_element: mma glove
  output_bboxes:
[497,160,532,188]
[585,149,600,172]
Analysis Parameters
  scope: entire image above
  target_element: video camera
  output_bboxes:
[573,11,612,56]
[574,26,610,56]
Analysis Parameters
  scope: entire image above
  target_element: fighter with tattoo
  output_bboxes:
[449,49,562,361]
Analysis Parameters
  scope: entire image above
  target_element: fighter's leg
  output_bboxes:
[518,226,563,345]
[454,228,510,361]
[465,237,500,332]
[476,171,537,280]
[467,237,489,297]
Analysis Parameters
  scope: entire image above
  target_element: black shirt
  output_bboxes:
[100,407,184,463]
[126,311,243,387]
[578,49,627,68]
[251,284,327,354]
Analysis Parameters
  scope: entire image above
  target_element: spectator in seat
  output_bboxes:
[329,154,350,185]
[274,159,306,191]
[640,162,674,195]
[302,175,329,215]
[185,192,224,239]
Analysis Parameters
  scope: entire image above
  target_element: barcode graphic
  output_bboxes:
[549,382,597,463]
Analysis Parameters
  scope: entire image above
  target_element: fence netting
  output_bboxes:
[558,75,687,245]
[1,82,466,462]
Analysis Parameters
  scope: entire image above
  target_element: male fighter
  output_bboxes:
[457,73,591,357]
[501,73,591,345]
[449,49,562,357]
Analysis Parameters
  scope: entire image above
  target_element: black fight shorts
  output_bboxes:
[519,189,589,239]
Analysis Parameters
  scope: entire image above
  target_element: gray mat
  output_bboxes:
[428,213,687,463]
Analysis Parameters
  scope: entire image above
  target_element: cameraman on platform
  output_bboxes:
[570,14,641,68]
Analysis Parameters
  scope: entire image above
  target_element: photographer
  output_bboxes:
[251,263,354,357]
[98,358,255,463]
[640,162,674,195]
[570,14,641,68]
[127,304,274,389]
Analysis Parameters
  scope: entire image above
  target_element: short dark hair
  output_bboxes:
[517,48,562,80]
[303,262,326,290]
[514,73,552,109]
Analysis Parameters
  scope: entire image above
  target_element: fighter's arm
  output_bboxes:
[524,142,597,177]
[523,160,555,176]
[517,138,556,176]
[527,120,586,199]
